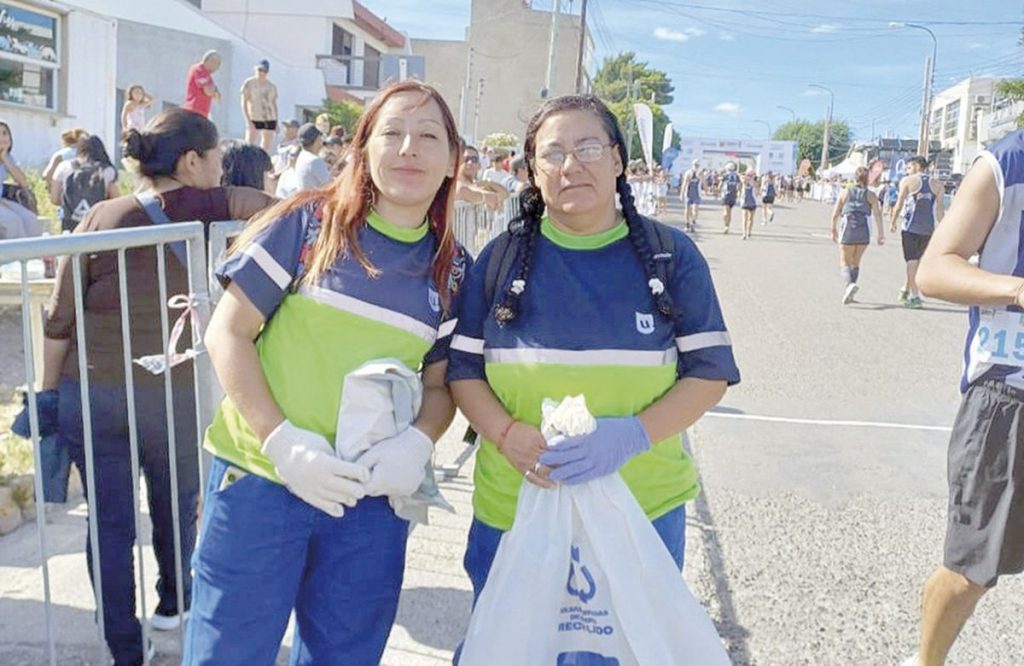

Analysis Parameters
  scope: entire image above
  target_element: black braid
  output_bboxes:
[617,175,675,318]
[493,184,544,325]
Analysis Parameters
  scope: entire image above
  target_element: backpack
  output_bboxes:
[62,161,108,231]
[483,214,677,318]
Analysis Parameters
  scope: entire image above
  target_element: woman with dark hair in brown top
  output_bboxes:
[36,108,274,666]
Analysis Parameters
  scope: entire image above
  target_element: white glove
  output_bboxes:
[262,420,369,517]
[357,426,434,498]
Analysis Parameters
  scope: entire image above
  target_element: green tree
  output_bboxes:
[773,119,852,167]
[318,98,364,134]
[996,79,1024,129]
[593,52,677,162]
[483,132,519,148]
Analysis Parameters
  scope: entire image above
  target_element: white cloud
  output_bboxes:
[718,33,735,41]
[714,102,740,115]
[654,27,689,42]
[654,26,705,42]
[811,23,840,34]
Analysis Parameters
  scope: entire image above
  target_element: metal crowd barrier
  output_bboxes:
[1,224,212,666]
[454,196,521,256]
[4,203,514,664]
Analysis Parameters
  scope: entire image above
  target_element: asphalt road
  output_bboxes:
[675,195,1024,665]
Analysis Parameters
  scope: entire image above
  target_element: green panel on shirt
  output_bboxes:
[473,361,700,531]
[204,293,432,483]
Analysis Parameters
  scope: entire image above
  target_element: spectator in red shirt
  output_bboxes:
[183,50,221,118]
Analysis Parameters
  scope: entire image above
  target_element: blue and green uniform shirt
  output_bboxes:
[205,205,467,483]
[447,217,740,531]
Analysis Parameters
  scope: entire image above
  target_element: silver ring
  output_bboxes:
[533,461,542,474]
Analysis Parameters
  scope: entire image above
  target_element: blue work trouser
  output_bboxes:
[182,457,410,666]
[60,375,199,666]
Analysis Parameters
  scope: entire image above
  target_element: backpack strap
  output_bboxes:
[483,230,520,311]
[135,192,189,268]
[640,216,678,324]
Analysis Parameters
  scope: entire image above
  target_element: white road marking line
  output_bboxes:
[704,411,952,432]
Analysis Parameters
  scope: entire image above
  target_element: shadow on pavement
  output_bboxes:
[394,585,472,650]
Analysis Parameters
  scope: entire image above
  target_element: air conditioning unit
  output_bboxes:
[973,95,990,106]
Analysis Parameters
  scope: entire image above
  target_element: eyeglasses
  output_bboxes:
[535,142,615,171]
[462,155,480,164]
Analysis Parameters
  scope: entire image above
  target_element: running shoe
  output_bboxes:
[898,288,910,305]
[843,283,859,304]
[899,653,920,666]
[723,226,730,234]
[769,210,775,222]
[150,610,188,631]
[908,296,924,309]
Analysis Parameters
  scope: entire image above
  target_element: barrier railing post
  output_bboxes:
[19,260,57,666]
[116,249,151,666]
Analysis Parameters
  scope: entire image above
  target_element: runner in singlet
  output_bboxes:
[721,162,740,234]
[740,171,758,240]
[761,172,777,225]
[831,167,884,304]
[901,127,1024,666]
[681,160,702,233]
[890,156,945,308]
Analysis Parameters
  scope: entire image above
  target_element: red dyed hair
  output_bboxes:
[233,80,462,310]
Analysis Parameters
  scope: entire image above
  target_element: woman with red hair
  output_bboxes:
[182,81,466,665]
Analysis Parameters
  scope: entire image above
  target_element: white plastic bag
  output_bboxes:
[334,358,453,525]
[459,396,730,666]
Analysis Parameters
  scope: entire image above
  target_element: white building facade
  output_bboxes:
[929,77,996,175]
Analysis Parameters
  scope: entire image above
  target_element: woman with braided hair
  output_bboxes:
[447,95,740,610]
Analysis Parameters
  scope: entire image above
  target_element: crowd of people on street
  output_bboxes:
[1,38,1022,666]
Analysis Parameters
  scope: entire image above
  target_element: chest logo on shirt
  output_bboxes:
[428,288,441,313]
[635,312,655,335]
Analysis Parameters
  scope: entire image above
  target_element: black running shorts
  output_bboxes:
[944,380,1024,587]
[252,120,278,131]
[901,231,931,262]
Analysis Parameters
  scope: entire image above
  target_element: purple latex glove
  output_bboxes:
[538,416,652,485]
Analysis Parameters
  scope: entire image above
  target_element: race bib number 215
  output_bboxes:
[977,310,1024,367]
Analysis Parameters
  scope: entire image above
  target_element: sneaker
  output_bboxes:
[769,210,775,222]
[908,296,924,309]
[723,226,730,234]
[898,288,910,305]
[843,283,859,304]
[899,653,920,666]
[149,610,188,631]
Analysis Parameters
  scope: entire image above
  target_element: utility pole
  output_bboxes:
[459,47,474,134]
[918,55,933,159]
[543,0,561,97]
[574,0,589,93]
[624,69,635,160]
[473,77,484,144]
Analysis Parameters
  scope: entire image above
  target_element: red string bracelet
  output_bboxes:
[496,420,516,452]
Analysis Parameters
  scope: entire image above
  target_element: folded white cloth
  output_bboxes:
[335,358,453,525]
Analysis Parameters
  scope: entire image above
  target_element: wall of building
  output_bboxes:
[411,38,468,126]
[116,20,234,135]
[467,0,586,144]
[1,6,117,167]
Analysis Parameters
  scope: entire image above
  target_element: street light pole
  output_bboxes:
[809,83,834,171]
[753,119,773,138]
[891,21,937,159]
[776,105,796,122]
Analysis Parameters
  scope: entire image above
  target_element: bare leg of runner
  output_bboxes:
[917,567,987,666]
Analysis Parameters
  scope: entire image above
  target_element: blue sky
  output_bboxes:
[368,0,1024,142]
